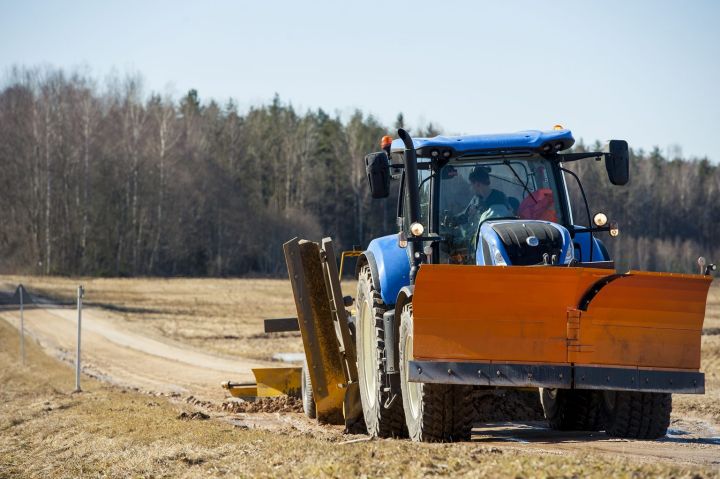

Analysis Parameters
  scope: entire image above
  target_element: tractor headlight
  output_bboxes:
[410,222,424,237]
[593,212,608,227]
[489,242,507,266]
[564,242,575,264]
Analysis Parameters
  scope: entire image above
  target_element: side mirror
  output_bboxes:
[605,140,629,186]
[365,151,390,198]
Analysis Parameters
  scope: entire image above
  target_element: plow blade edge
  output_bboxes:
[410,265,711,392]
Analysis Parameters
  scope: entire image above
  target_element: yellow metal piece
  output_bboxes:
[222,382,258,398]
[339,250,362,280]
[253,367,302,397]
[221,367,302,398]
[411,265,711,371]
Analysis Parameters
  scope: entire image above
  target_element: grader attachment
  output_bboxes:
[283,237,362,427]
[409,264,712,393]
[222,367,302,398]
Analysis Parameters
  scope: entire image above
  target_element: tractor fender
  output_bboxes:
[572,225,608,262]
[359,234,411,306]
[356,250,381,294]
[394,286,414,321]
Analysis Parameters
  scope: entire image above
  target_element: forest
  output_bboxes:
[0,67,718,276]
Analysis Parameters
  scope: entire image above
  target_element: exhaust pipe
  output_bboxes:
[398,128,422,283]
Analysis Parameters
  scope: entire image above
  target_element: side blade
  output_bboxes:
[571,271,712,369]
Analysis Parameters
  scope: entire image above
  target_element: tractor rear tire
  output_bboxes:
[399,303,476,442]
[356,265,406,438]
[540,388,603,431]
[602,391,671,439]
[301,358,316,419]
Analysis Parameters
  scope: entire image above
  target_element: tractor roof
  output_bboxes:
[390,129,575,156]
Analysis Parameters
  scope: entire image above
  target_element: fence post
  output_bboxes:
[75,285,84,392]
[19,285,25,365]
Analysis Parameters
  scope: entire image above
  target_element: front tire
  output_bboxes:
[602,391,671,439]
[540,388,603,431]
[356,265,406,437]
[399,303,476,442]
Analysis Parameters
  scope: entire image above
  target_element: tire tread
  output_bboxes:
[604,391,671,439]
[357,265,406,438]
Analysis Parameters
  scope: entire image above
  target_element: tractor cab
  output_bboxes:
[365,127,627,288]
[421,155,571,266]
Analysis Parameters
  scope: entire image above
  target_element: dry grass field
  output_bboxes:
[0,275,330,361]
[2,318,717,479]
[1,275,719,478]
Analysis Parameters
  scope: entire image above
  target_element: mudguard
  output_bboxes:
[411,265,711,372]
[365,234,411,305]
[572,225,607,262]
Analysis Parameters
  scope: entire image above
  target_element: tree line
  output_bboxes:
[0,67,718,276]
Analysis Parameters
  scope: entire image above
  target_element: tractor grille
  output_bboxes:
[491,222,563,266]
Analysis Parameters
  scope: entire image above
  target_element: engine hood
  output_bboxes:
[476,220,573,266]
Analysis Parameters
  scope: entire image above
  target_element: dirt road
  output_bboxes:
[0,287,282,402]
[2,284,719,470]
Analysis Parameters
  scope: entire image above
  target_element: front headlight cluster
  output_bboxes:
[488,241,507,266]
[564,242,575,264]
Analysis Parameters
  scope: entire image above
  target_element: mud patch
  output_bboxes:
[222,396,303,414]
[177,411,210,420]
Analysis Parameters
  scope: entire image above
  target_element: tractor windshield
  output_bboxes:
[436,157,566,264]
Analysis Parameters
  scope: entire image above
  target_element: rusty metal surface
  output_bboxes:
[320,238,363,428]
[320,238,359,382]
[283,238,345,425]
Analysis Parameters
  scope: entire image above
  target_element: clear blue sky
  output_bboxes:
[2,0,719,161]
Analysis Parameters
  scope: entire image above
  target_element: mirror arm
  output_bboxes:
[552,151,606,163]
[570,225,612,234]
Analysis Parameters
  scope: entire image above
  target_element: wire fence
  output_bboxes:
[3,284,85,391]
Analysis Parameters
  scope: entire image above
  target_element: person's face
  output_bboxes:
[472,181,490,196]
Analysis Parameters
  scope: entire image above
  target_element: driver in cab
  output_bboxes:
[454,166,511,225]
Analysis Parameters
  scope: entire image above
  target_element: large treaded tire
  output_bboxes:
[540,388,603,431]
[301,358,316,419]
[602,391,671,439]
[356,265,406,438]
[399,303,476,442]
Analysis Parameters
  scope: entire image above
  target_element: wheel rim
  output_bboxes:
[359,296,377,409]
[404,326,422,418]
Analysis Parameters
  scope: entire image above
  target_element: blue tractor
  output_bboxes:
[350,127,713,442]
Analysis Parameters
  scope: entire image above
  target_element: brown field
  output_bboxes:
[0,275,329,361]
[1,276,719,478]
